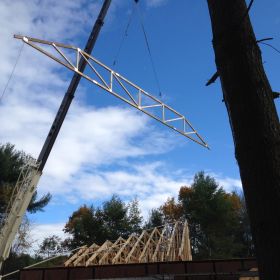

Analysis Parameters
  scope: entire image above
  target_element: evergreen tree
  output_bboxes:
[179,172,246,258]
[64,195,143,249]
[0,143,51,219]
[144,209,164,229]
[127,198,143,234]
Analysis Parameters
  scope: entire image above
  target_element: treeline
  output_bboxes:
[0,143,254,277]
[62,172,254,259]
[63,196,142,249]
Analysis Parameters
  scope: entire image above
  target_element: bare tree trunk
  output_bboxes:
[206,1,280,279]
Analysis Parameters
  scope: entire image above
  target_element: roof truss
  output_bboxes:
[65,220,192,267]
[14,35,209,149]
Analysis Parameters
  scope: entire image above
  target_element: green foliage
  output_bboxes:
[101,195,130,240]
[38,235,62,258]
[63,205,102,249]
[144,208,164,229]
[3,252,41,279]
[178,171,254,259]
[63,172,253,259]
[127,198,143,233]
[0,143,52,216]
[63,195,143,250]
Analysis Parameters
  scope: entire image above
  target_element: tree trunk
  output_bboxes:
[206,1,280,279]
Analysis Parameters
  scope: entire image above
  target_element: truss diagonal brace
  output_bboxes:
[14,35,209,149]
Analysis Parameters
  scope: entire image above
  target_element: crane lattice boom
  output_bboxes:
[0,160,41,263]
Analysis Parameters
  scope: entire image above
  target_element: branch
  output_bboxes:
[273,92,280,99]
[206,71,219,86]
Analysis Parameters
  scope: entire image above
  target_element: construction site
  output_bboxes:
[1,0,279,279]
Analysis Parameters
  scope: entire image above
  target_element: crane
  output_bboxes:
[0,0,112,274]
[0,0,208,275]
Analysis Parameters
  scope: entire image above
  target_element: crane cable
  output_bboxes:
[112,2,137,66]
[135,4,162,97]
[113,0,163,97]
[0,42,24,102]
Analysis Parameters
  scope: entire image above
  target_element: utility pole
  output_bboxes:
[206,1,280,279]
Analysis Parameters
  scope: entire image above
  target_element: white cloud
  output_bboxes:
[146,0,168,8]
[30,222,69,253]
[216,177,242,192]
[0,0,174,221]
[41,162,192,219]
[208,172,242,192]
[29,169,242,251]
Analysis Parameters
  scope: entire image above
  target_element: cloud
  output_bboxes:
[146,0,168,8]
[43,161,191,218]
[208,172,242,192]
[30,169,242,251]
[0,0,175,221]
[216,177,242,192]
[30,222,69,253]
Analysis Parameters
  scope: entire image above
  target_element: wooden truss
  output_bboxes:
[64,220,192,267]
[14,35,209,149]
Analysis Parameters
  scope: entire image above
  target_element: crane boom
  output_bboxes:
[0,0,112,274]
[37,0,112,172]
[13,35,209,148]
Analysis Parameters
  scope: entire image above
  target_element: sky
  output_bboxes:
[0,0,279,250]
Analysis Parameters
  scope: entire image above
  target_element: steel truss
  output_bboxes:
[14,35,209,148]
[64,220,192,267]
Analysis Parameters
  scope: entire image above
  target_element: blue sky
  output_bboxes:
[0,0,279,247]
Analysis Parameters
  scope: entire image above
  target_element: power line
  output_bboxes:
[0,42,24,102]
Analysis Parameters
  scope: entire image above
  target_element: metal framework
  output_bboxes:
[14,35,209,148]
[0,160,41,262]
[64,220,192,267]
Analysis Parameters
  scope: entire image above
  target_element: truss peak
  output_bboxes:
[64,220,192,267]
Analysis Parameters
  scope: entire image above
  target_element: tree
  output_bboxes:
[179,172,242,258]
[127,198,143,234]
[63,205,103,249]
[144,209,164,229]
[206,1,280,278]
[160,197,183,223]
[64,195,143,249]
[0,143,51,219]
[38,235,62,258]
[11,216,33,255]
[101,195,131,240]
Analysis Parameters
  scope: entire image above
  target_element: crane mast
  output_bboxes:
[0,0,112,273]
